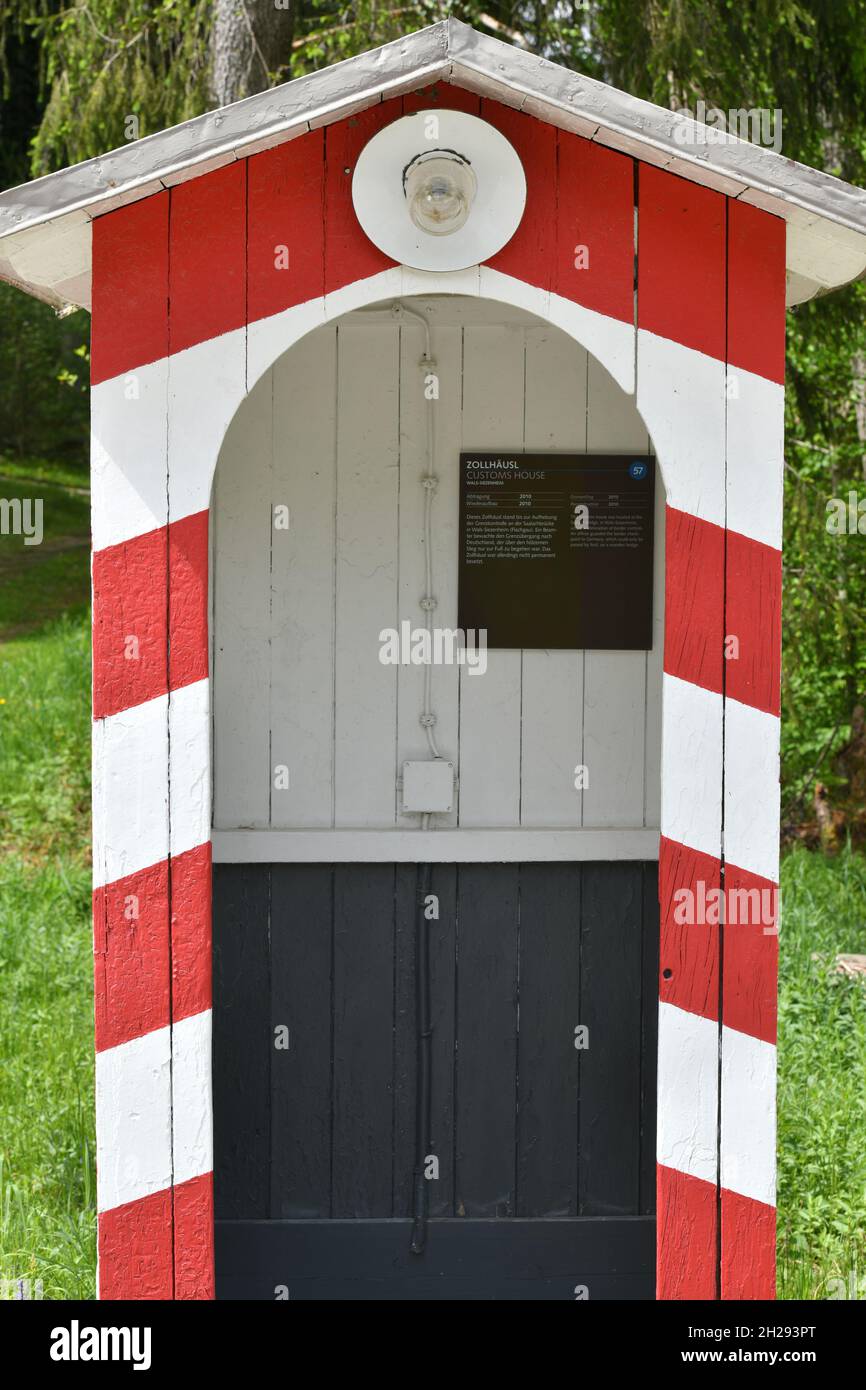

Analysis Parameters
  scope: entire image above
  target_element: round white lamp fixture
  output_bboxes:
[351,109,527,272]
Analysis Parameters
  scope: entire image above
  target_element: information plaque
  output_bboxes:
[458,453,655,650]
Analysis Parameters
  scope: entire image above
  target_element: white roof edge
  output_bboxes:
[1,17,865,312]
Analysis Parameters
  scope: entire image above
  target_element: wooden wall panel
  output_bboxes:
[271,329,337,828]
[333,324,400,825]
[211,302,663,834]
[457,324,525,827]
[211,387,272,829]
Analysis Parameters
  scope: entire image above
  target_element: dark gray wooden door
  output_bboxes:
[213,862,658,1299]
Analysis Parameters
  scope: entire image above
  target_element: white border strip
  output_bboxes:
[212,826,661,864]
[656,1001,718,1187]
[721,1024,776,1207]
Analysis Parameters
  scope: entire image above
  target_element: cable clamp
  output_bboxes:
[421,476,438,491]
[419,713,437,728]
[420,596,437,612]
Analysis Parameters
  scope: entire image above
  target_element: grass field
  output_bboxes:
[0,459,864,1300]
[0,463,93,1299]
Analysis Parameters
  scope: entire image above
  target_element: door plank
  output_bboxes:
[270,863,333,1218]
[454,863,520,1216]
[579,863,644,1214]
[213,865,271,1217]
[332,865,395,1216]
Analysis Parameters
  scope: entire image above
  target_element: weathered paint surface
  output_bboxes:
[90,83,784,1300]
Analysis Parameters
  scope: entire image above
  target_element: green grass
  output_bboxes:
[0,457,93,1300]
[0,473,89,640]
[777,846,866,1299]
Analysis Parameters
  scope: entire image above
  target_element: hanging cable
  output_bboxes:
[392,301,440,758]
[391,301,441,1256]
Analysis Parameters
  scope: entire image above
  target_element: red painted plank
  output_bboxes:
[174,1171,215,1299]
[171,842,213,1023]
[664,506,725,695]
[92,526,168,719]
[725,530,782,717]
[93,860,170,1052]
[98,1188,174,1299]
[324,99,402,294]
[657,1164,717,1299]
[481,99,557,290]
[168,510,209,694]
[722,861,779,1045]
[169,162,247,356]
[402,83,481,115]
[247,132,325,323]
[92,511,208,719]
[721,1188,776,1299]
[91,193,169,385]
[638,165,726,359]
[555,133,634,322]
[727,200,786,385]
[659,835,720,1023]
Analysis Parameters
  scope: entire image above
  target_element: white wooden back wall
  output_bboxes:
[210,298,664,838]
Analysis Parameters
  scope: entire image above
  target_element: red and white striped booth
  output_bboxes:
[2,20,865,1302]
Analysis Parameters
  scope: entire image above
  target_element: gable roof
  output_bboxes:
[2,17,865,312]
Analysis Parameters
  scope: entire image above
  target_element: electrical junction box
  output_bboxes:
[401,760,455,813]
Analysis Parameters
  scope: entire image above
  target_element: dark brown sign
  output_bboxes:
[458,453,655,650]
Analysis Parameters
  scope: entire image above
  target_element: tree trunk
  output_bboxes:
[210,0,296,108]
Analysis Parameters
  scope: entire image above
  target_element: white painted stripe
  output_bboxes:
[96,1025,171,1212]
[212,826,661,863]
[168,678,211,861]
[721,1024,776,1207]
[726,368,784,550]
[167,326,247,524]
[247,293,328,396]
[657,1002,718,1186]
[91,359,168,551]
[724,697,781,883]
[172,1009,213,1188]
[92,692,168,889]
[545,284,635,395]
[92,679,210,887]
[660,673,723,862]
[324,266,404,329]
[637,329,726,529]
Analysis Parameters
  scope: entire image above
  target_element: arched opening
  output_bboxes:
[210,293,664,1299]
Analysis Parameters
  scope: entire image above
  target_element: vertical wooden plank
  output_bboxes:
[271,326,337,828]
[332,865,395,1217]
[323,100,402,295]
[270,864,333,1218]
[554,134,634,324]
[247,131,325,325]
[91,191,169,384]
[640,862,660,1217]
[521,327,587,826]
[578,863,643,1215]
[211,376,273,829]
[333,323,400,826]
[583,354,651,827]
[212,864,270,1218]
[644,474,665,827]
[481,100,557,292]
[396,320,462,828]
[393,863,457,1218]
[458,326,524,826]
[516,863,580,1217]
[454,864,519,1217]
[168,163,247,357]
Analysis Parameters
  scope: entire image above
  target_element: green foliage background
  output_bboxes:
[2,0,866,808]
